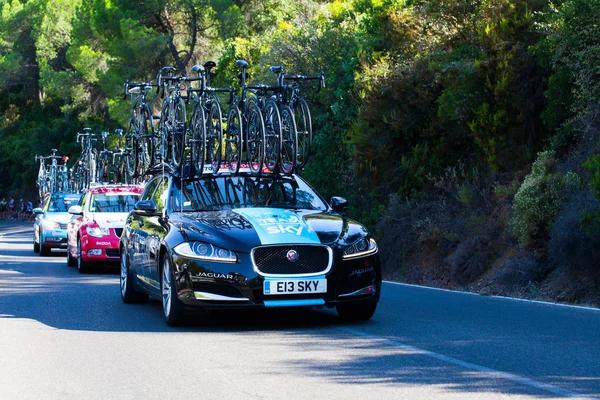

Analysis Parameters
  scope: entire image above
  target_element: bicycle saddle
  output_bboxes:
[235,59,249,69]
[191,64,204,73]
[269,66,283,74]
[204,61,217,70]
[83,127,92,132]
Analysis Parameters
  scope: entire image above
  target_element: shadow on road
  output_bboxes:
[1,222,598,398]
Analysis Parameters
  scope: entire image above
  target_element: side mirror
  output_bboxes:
[330,196,349,215]
[33,208,44,215]
[134,200,157,215]
[68,205,83,215]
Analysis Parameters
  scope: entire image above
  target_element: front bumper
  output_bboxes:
[42,229,68,249]
[80,234,121,262]
[170,251,381,310]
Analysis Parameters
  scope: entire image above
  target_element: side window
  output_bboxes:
[80,193,88,211]
[142,177,162,201]
[153,177,169,213]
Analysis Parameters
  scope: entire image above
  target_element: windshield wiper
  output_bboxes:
[266,202,303,209]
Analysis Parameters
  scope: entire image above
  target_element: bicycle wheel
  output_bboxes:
[190,104,206,175]
[89,149,97,186]
[156,100,170,164]
[96,154,105,183]
[138,106,155,175]
[171,97,187,169]
[293,97,312,168]
[125,119,137,179]
[206,97,223,173]
[263,99,281,172]
[225,104,242,174]
[279,105,297,176]
[247,103,266,176]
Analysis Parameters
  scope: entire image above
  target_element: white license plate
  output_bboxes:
[264,279,327,295]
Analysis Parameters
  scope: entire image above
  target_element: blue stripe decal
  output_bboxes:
[265,275,326,281]
[233,208,321,245]
[264,299,326,308]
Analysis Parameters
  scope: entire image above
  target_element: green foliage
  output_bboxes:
[511,150,583,247]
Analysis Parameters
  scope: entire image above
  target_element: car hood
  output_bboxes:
[175,208,369,252]
[89,212,129,229]
[43,212,72,225]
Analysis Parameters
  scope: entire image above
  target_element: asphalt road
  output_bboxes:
[1,221,599,399]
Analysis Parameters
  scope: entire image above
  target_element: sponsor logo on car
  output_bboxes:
[197,272,234,280]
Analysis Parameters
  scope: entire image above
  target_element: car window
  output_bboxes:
[153,177,169,213]
[171,176,327,211]
[89,193,140,213]
[142,177,162,201]
[46,194,81,213]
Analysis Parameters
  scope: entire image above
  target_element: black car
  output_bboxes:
[120,171,381,326]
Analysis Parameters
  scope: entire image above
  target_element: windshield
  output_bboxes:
[46,194,81,213]
[171,176,327,212]
[89,193,139,213]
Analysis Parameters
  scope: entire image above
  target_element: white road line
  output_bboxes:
[383,281,600,312]
[339,326,592,399]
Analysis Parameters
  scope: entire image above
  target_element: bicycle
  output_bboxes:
[76,128,99,189]
[123,80,157,180]
[156,66,189,169]
[188,61,231,175]
[266,66,324,169]
[225,60,265,176]
[35,149,66,197]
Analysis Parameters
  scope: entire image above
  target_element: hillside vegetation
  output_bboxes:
[1,0,599,304]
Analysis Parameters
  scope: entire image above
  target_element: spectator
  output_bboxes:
[8,197,14,219]
[26,199,33,220]
[0,198,6,219]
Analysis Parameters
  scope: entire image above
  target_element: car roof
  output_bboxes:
[87,185,144,195]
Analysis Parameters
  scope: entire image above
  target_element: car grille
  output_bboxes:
[252,245,331,276]
[113,228,124,237]
[59,223,68,229]
[105,249,120,257]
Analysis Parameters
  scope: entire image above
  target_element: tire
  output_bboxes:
[161,253,185,326]
[336,302,377,322]
[279,105,297,176]
[77,238,89,273]
[171,98,187,169]
[33,229,40,253]
[138,106,155,175]
[206,98,223,173]
[39,229,50,256]
[225,104,243,174]
[67,245,77,267]
[190,105,206,176]
[293,98,312,168]
[120,250,148,303]
[263,99,281,172]
[247,103,265,176]
[125,118,137,180]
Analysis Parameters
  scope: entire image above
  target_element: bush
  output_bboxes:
[510,150,582,247]
[493,250,545,288]
[447,234,496,285]
[548,191,600,275]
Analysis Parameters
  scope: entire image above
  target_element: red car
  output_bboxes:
[66,184,143,273]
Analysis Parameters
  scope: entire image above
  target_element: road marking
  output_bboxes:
[339,326,591,399]
[383,281,600,312]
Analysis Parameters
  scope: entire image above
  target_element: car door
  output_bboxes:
[143,176,170,288]
[130,177,162,291]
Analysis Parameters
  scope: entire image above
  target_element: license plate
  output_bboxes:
[264,279,327,295]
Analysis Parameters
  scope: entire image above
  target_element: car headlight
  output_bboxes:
[173,242,237,263]
[86,226,110,238]
[342,238,378,260]
[42,220,61,230]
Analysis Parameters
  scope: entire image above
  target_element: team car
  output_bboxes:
[33,192,82,256]
[119,171,381,326]
[66,184,143,273]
